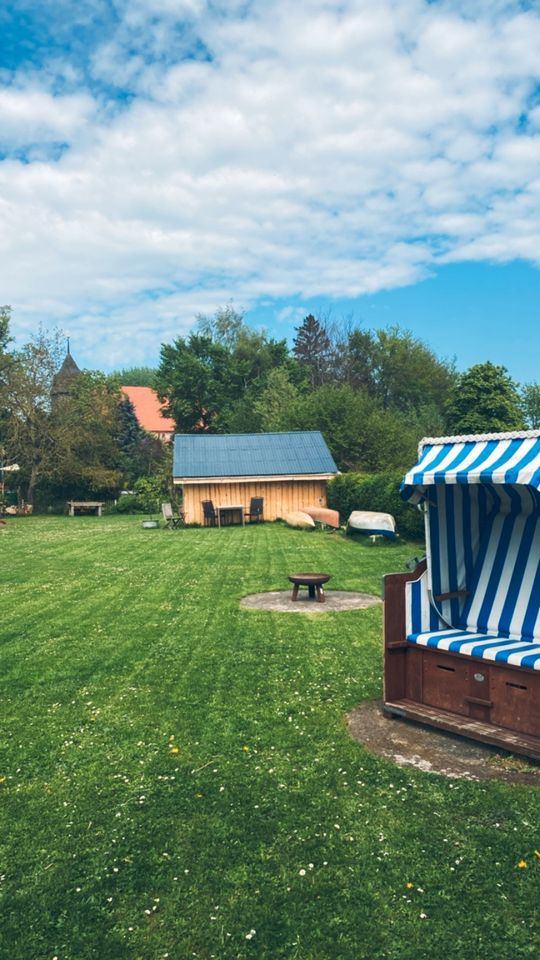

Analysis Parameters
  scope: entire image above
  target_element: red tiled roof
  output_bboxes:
[121,386,175,434]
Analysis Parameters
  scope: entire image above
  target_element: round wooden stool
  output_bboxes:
[288,572,331,603]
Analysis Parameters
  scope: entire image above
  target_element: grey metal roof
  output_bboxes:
[173,431,337,479]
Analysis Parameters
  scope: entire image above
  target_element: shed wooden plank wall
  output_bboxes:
[181,479,328,525]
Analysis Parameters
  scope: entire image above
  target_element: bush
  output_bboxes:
[133,476,165,515]
[327,471,424,541]
[113,494,146,514]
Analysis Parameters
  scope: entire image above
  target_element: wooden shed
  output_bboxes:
[172,431,338,525]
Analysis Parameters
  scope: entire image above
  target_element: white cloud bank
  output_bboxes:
[1,0,540,367]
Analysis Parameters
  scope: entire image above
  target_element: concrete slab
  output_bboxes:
[347,700,540,784]
[240,590,382,614]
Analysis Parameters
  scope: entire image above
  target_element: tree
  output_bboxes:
[252,367,301,432]
[289,384,418,472]
[195,304,246,349]
[114,366,157,387]
[341,327,377,393]
[0,305,14,447]
[117,395,145,454]
[156,334,229,432]
[445,362,525,434]
[156,309,294,433]
[115,394,166,484]
[292,314,332,388]
[49,371,125,498]
[319,321,455,419]
[521,383,540,429]
[370,326,456,414]
[218,330,293,431]
[0,304,12,356]
[3,327,65,504]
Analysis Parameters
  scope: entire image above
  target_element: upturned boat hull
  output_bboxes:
[283,511,316,530]
[347,510,396,538]
[302,506,340,528]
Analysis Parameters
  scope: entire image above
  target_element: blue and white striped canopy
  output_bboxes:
[402,432,540,499]
[401,432,540,640]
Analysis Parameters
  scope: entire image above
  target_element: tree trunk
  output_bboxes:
[26,461,40,507]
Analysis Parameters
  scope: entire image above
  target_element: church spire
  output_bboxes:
[51,343,81,405]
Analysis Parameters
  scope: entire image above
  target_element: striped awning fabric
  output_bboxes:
[401,432,540,641]
[402,431,540,497]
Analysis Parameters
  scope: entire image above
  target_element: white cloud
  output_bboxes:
[1,0,540,367]
[0,87,95,148]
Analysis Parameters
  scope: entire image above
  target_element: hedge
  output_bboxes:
[327,471,424,541]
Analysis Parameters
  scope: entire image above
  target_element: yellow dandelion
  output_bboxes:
[169,746,179,754]
[169,735,175,742]
[405,882,414,889]
[517,860,528,869]
[242,746,250,752]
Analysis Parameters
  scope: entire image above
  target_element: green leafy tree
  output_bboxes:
[323,322,455,420]
[219,331,292,431]
[371,326,455,413]
[340,327,378,393]
[289,384,418,472]
[0,305,14,448]
[134,435,168,480]
[115,366,157,387]
[156,334,229,432]
[252,367,301,432]
[50,371,125,498]
[156,309,294,434]
[445,362,525,434]
[521,383,540,429]
[195,304,246,349]
[0,304,12,357]
[133,476,164,515]
[3,327,65,504]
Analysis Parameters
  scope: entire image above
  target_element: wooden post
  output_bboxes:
[383,559,426,704]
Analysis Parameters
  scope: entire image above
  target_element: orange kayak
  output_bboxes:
[302,506,340,528]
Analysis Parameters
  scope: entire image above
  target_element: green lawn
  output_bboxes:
[1,517,539,960]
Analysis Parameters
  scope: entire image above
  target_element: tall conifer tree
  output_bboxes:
[292,314,331,388]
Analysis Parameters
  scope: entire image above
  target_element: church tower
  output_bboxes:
[51,340,82,406]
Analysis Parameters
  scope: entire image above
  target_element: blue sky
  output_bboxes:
[1,0,540,382]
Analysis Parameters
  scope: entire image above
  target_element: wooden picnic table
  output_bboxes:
[217,504,245,527]
[67,500,105,517]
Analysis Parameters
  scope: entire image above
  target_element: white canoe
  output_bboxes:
[302,506,340,529]
[284,511,316,530]
[347,510,396,538]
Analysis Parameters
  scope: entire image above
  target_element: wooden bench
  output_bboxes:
[67,500,105,517]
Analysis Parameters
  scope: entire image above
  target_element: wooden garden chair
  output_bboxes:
[161,502,185,529]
